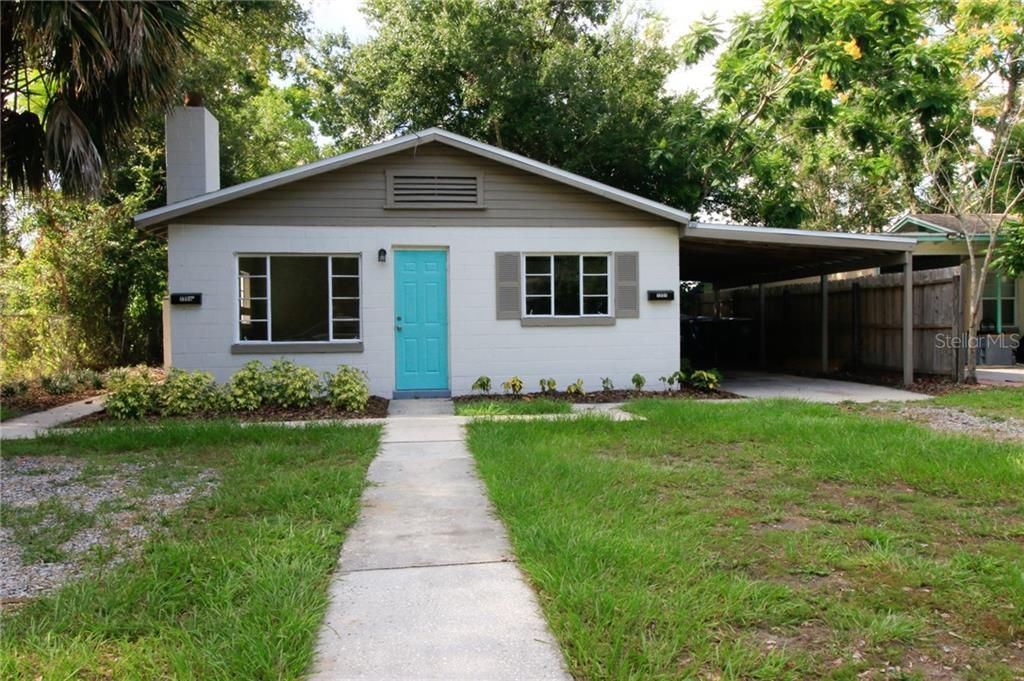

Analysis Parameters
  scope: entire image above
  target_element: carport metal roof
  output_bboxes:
[679,223,916,288]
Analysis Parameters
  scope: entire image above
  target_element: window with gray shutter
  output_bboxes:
[614,251,640,318]
[495,252,521,319]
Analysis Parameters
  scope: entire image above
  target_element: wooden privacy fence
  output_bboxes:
[729,267,961,377]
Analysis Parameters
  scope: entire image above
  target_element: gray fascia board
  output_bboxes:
[136,128,692,229]
[682,223,916,252]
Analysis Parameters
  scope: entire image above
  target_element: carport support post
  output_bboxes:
[758,284,766,368]
[902,251,914,386]
[820,275,828,374]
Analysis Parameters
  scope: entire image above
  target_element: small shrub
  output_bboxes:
[105,373,158,420]
[264,359,320,408]
[40,373,75,395]
[502,376,524,396]
[687,369,722,391]
[600,377,614,392]
[670,369,688,389]
[70,368,104,390]
[160,369,221,416]
[1,380,28,398]
[565,379,584,396]
[227,360,266,411]
[326,365,370,412]
[538,378,556,394]
[631,373,646,391]
[471,376,492,394]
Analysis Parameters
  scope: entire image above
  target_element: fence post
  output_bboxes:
[902,252,914,386]
[952,273,962,382]
[851,282,861,368]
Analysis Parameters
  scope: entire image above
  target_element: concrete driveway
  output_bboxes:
[721,371,931,403]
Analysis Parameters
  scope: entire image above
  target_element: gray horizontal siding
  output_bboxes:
[179,142,675,228]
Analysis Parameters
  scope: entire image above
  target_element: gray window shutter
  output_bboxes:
[495,252,521,319]
[614,251,640,319]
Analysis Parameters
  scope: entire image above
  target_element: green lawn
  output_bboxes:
[930,386,1024,420]
[468,399,1024,680]
[0,421,380,680]
[454,397,572,416]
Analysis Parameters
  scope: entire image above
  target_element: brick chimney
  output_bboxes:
[165,93,219,204]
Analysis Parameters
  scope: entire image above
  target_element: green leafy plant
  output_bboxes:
[471,376,492,394]
[70,368,105,390]
[687,369,723,391]
[631,373,646,391]
[670,369,689,390]
[539,378,557,394]
[325,365,370,412]
[227,360,266,411]
[600,377,614,392]
[502,376,524,396]
[264,359,320,408]
[565,379,585,396]
[105,372,158,420]
[160,369,222,417]
[40,373,75,395]
[1,380,29,398]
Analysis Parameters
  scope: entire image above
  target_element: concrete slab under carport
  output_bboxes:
[721,371,931,403]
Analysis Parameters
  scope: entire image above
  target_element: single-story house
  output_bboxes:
[136,103,921,395]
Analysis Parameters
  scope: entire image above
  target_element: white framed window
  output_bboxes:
[523,254,610,317]
[237,254,361,342]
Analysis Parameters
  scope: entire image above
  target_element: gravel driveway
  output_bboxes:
[1,456,217,603]
[886,406,1024,442]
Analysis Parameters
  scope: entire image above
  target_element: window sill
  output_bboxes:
[520,317,615,327]
[231,342,364,354]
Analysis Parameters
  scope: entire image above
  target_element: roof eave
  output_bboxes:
[683,222,917,252]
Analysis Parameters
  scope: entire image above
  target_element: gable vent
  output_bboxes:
[386,171,483,208]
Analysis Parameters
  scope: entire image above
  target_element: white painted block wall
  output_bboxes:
[167,223,681,396]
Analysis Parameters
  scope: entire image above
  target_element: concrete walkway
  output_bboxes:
[978,366,1024,385]
[310,399,570,681]
[722,371,930,403]
[1,395,106,441]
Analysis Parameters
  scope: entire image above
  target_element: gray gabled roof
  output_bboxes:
[135,128,692,229]
[886,212,1011,235]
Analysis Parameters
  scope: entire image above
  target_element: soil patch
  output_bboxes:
[2,387,105,420]
[453,387,738,404]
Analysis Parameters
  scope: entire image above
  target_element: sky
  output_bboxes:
[302,0,764,95]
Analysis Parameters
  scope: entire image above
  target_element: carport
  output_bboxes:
[678,223,918,385]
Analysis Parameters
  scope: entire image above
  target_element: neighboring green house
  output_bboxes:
[886,212,1021,365]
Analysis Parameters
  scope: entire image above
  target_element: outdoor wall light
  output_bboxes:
[378,248,387,263]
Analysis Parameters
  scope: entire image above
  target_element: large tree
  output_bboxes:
[1,0,196,196]
[677,0,968,228]
[300,0,687,202]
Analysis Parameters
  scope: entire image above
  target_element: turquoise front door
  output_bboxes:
[394,250,449,392]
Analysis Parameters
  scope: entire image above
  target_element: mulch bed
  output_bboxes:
[65,395,390,427]
[452,387,738,404]
[2,387,106,419]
